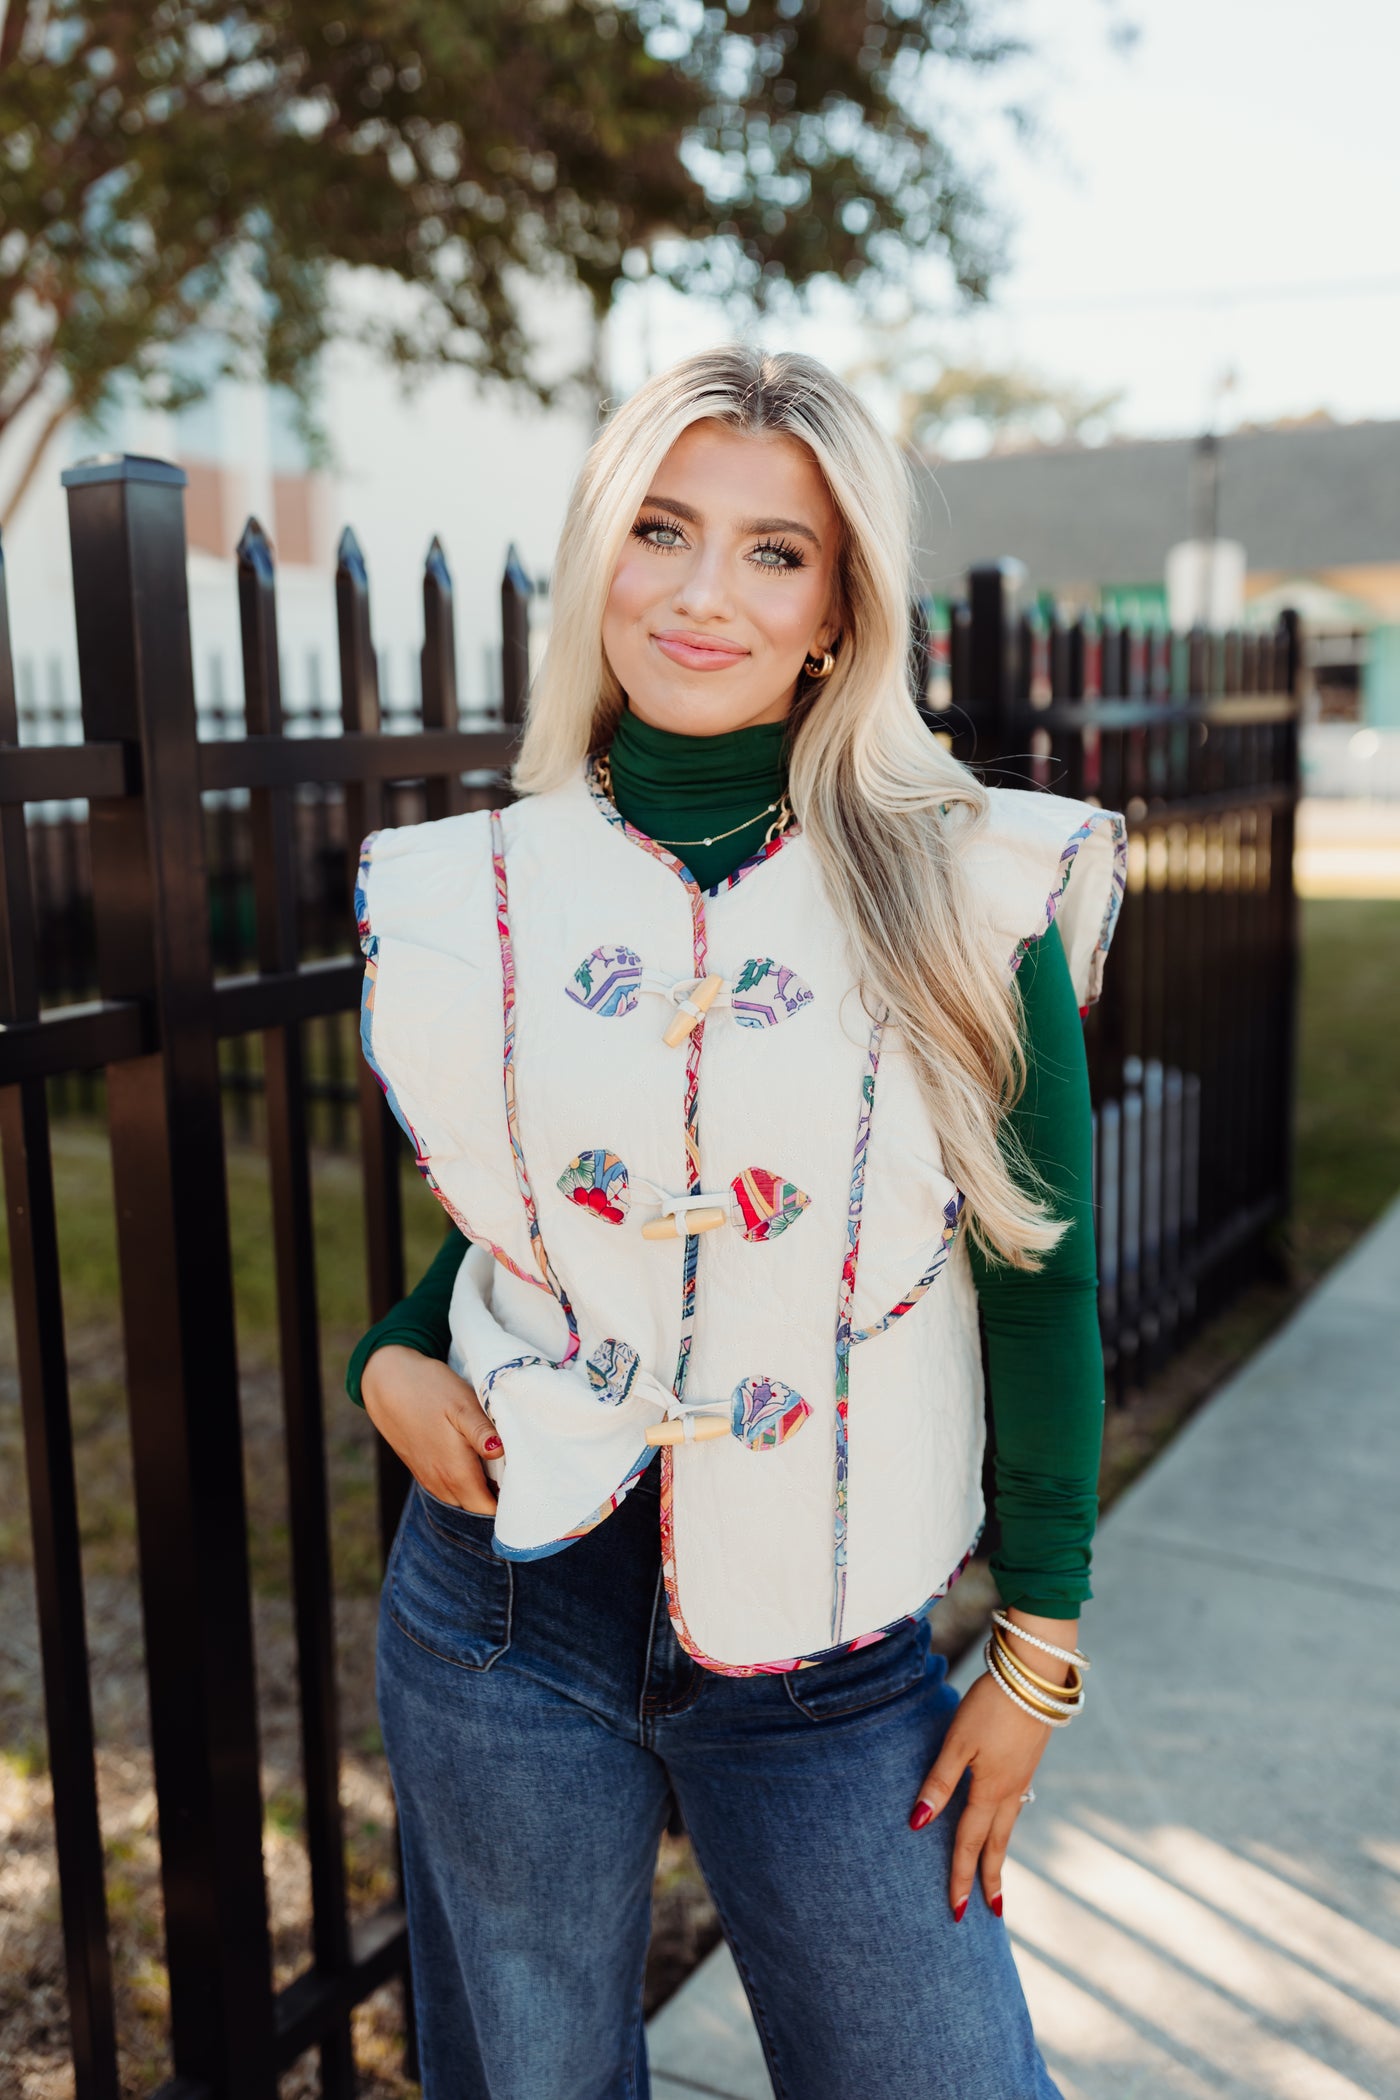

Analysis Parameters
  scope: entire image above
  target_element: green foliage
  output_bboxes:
[2,1737,49,1779]
[263,1786,305,1836]
[0,0,1021,458]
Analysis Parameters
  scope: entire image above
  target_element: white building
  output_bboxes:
[1,291,598,732]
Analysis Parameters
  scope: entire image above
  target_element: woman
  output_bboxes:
[351,346,1123,2100]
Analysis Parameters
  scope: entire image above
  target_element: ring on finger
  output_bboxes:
[1019,1786,1036,1805]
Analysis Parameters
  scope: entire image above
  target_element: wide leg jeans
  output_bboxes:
[377,1458,1061,2100]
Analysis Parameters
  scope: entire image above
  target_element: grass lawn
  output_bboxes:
[1292,897,1400,1279]
[0,893,1396,2089]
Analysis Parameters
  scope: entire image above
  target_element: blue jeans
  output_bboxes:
[377,1458,1060,2100]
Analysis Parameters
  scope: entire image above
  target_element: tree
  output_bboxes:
[0,0,1027,519]
[874,355,1124,455]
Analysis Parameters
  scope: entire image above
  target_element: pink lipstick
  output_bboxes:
[653,630,749,671]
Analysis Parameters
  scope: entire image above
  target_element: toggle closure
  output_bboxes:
[642,1375,812,1450]
[662,973,725,1048]
[641,1189,731,1240]
[646,1412,730,1447]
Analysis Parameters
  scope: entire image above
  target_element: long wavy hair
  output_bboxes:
[515,345,1062,1267]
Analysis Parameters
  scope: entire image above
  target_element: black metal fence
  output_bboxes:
[0,457,518,2100]
[0,466,1299,2098]
[934,560,1301,1396]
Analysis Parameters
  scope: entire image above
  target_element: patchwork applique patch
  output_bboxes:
[729,957,814,1029]
[586,1337,641,1405]
[729,1376,811,1451]
[731,1167,811,1243]
[557,1149,630,1223]
[566,945,644,1017]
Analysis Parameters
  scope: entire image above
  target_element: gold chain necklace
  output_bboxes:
[593,752,792,849]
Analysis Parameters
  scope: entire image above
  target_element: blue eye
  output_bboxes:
[749,537,805,572]
[632,515,686,551]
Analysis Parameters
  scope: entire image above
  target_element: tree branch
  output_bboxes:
[0,335,59,434]
[0,388,76,531]
[0,0,38,73]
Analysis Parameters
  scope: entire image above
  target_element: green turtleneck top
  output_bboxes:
[606,705,792,889]
[347,706,1104,1619]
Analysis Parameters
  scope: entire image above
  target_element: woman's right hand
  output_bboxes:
[360,1345,503,1515]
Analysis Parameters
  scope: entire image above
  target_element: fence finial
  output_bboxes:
[501,543,532,727]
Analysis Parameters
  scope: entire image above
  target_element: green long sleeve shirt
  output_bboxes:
[348,706,1104,1617]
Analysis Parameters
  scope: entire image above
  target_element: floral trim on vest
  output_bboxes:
[850,1191,965,1346]
[491,809,580,1363]
[830,1022,878,1641]
[1011,808,1128,1010]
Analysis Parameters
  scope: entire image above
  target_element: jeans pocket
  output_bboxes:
[783,1615,931,1722]
[387,1484,513,1671]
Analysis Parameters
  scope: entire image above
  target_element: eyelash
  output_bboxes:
[631,514,806,572]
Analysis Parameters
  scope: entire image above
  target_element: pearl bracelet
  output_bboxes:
[990,1611,1091,1672]
[982,1641,1075,1727]
[992,1628,1084,1701]
[992,1639,1086,1718]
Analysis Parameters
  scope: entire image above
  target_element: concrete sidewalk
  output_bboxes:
[648,1199,1400,2099]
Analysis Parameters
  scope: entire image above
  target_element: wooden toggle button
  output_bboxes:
[641,1206,727,1241]
[646,1415,730,1447]
[662,973,724,1048]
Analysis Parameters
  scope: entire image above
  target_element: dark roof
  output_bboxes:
[911,419,1400,593]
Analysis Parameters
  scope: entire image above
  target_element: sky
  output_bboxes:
[608,0,1400,447]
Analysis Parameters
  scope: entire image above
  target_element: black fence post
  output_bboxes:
[238,520,355,2096]
[61,456,277,2095]
[500,543,532,726]
[1274,609,1304,1241]
[0,530,121,2098]
[422,536,463,820]
[967,559,1026,776]
[336,528,411,1567]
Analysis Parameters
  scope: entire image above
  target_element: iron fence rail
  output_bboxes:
[0,476,1299,2099]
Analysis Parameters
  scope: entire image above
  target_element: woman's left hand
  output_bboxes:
[908,1612,1079,1920]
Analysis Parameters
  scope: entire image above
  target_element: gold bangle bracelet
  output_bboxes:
[986,1647,1079,1722]
[992,1629,1083,1701]
[990,1638,1084,1715]
[986,1654,1074,1721]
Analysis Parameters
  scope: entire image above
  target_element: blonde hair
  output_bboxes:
[516,345,1062,1267]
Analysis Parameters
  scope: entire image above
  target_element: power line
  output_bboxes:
[994,276,1400,317]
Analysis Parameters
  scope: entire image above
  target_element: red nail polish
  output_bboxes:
[908,1801,933,1832]
[485,1436,504,1455]
[953,1897,968,1924]
[990,1892,1003,1919]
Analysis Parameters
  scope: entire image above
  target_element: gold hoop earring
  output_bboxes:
[803,647,836,680]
